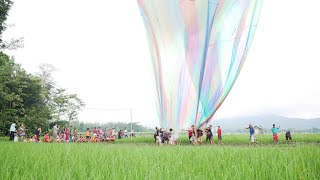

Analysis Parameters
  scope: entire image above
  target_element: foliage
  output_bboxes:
[0,0,13,42]
[0,0,23,50]
[37,64,85,125]
[0,134,319,179]
[70,120,151,132]
[0,57,84,135]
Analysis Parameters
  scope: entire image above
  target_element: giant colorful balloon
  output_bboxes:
[138,0,263,130]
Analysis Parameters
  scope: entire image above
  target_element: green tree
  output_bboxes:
[37,64,85,126]
[0,0,23,50]
[0,53,50,135]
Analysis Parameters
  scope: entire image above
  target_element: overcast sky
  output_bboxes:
[3,0,320,126]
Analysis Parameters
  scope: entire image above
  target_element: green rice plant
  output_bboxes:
[0,136,319,179]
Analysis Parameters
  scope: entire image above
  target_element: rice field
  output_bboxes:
[0,134,319,180]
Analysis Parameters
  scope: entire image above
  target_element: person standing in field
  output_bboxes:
[124,127,128,138]
[85,128,91,141]
[163,129,171,145]
[98,127,103,139]
[189,125,197,145]
[64,128,69,142]
[72,128,77,142]
[217,126,222,144]
[196,128,203,145]
[18,124,26,142]
[53,124,59,140]
[9,123,17,141]
[271,124,280,142]
[131,128,135,137]
[246,124,255,145]
[285,130,292,142]
[168,128,174,145]
[69,127,73,143]
[35,128,41,142]
[154,127,159,144]
[206,125,214,145]
[188,126,193,144]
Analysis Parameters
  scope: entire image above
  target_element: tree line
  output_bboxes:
[70,121,152,133]
[0,0,84,136]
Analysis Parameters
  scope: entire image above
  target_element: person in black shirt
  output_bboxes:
[285,130,292,142]
[35,128,41,142]
[206,125,213,144]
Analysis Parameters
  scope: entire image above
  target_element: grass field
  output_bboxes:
[0,134,319,179]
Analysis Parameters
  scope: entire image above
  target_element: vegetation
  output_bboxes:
[0,134,319,179]
[70,121,153,133]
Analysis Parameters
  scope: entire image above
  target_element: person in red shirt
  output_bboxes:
[217,126,222,144]
[44,133,51,143]
[188,125,196,145]
[93,127,97,134]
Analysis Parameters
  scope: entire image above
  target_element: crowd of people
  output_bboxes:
[246,123,292,144]
[8,123,136,143]
[153,125,223,145]
[8,122,293,144]
[153,123,292,145]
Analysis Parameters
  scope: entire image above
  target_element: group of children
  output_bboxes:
[51,125,136,143]
[153,125,223,145]
[17,125,136,143]
[10,122,293,144]
[188,125,222,145]
[247,124,293,144]
[153,127,175,145]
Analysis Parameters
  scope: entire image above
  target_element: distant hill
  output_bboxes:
[214,114,320,130]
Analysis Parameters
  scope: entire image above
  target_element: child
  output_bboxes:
[91,134,98,143]
[98,127,103,139]
[285,130,292,142]
[72,129,77,142]
[154,127,161,145]
[85,128,91,141]
[271,124,280,142]
[217,126,222,144]
[163,129,171,145]
[31,134,37,142]
[246,125,255,145]
[196,128,203,145]
[13,132,19,142]
[188,126,193,144]
[205,126,213,144]
[35,128,41,142]
[19,124,26,142]
[189,125,197,145]
[44,133,51,143]
[64,128,70,142]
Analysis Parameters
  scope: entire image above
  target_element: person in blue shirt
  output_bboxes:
[271,124,280,142]
[246,124,255,145]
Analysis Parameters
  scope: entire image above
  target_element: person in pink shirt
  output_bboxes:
[64,128,69,142]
